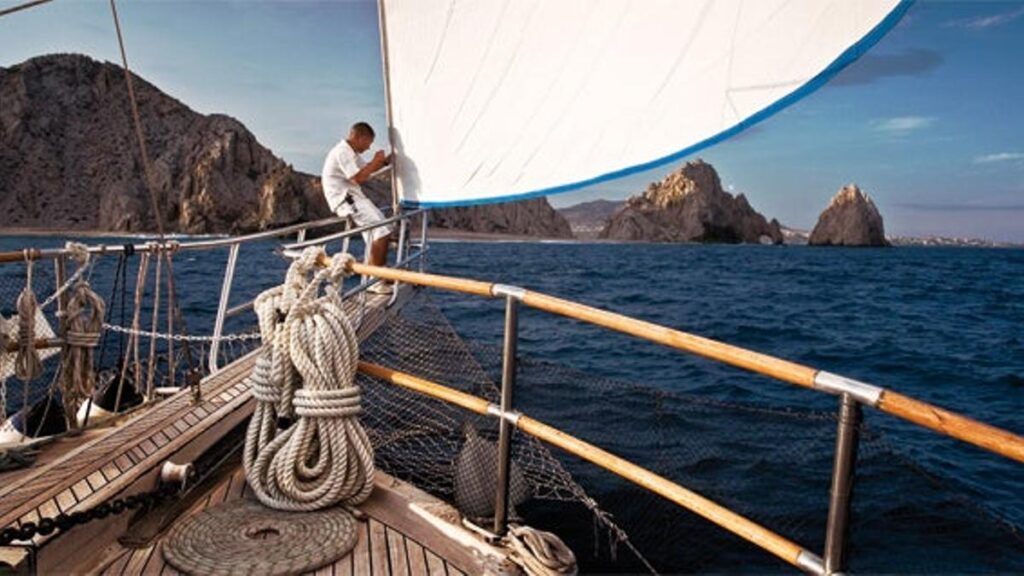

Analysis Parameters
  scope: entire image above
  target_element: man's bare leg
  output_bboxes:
[369,235,390,267]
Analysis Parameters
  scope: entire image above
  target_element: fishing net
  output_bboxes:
[1,258,62,420]
[0,252,263,427]
[356,288,1024,574]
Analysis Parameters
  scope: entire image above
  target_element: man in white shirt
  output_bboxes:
[321,122,394,292]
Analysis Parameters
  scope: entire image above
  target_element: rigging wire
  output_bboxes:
[108,0,166,240]
[0,0,53,19]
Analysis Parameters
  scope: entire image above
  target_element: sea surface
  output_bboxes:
[1,236,1022,573]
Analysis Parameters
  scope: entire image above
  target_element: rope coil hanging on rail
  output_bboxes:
[14,250,42,384]
[59,244,106,423]
[244,248,375,511]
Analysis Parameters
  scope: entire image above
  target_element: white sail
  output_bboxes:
[381,0,909,208]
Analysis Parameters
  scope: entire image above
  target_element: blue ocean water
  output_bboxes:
[1,236,1021,572]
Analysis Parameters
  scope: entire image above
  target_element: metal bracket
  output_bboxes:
[491,284,526,300]
[796,550,826,576]
[813,371,883,407]
[487,404,522,427]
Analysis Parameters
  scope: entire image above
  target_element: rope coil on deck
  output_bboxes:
[244,248,375,511]
[162,499,358,576]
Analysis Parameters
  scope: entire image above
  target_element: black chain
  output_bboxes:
[0,481,181,546]
[0,416,246,547]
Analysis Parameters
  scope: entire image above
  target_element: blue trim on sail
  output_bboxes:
[403,0,914,210]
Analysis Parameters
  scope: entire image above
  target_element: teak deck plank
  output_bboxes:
[2,287,497,575]
[405,538,429,576]
[370,518,391,576]
[351,521,373,576]
[386,526,411,576]
[424,550,448,576]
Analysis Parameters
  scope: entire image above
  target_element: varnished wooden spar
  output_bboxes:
[878,391,1024,463]
[343,258,818,387]
[336,259,1024,465]
[520,290,819,388]
[4,337,62,353]
[358,361,817,572]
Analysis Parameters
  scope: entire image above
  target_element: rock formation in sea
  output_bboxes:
[0,53,571,238]
[599,160,783,244]
[808,184,888,247]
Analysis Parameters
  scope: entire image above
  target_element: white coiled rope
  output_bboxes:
[506,525,578,576]
[244,248,375,511]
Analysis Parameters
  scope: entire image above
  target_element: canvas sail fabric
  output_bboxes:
[381,0,907,208]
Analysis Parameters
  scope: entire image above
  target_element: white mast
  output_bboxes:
[376,0,399,215]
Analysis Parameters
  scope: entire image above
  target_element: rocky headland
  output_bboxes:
[809,184,888,247]
[599,160,783,244]
[0,54,570,238]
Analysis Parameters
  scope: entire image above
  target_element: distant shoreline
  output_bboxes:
[0,227,228,240]
[1,226,1018,249]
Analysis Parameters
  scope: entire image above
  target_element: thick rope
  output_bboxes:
[145,252,162,398]
[109,0,166,239]
[15,253,42,384]
[506,525,578,576]
[59,264,106,425]
[244,249,374,511]
[116,250,150,412]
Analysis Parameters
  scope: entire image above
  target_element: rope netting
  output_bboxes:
[0,252,262,429]
[356,289,1024,574]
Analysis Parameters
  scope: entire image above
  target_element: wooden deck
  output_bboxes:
[0,286,446,574]
[89,466,492,576]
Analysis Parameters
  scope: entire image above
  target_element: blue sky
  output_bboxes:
[2,1,1023,241]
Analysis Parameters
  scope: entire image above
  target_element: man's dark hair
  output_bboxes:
[351,122,375,138]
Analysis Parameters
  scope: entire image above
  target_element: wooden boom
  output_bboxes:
[332,259,1024,465]
[358,361,817,571]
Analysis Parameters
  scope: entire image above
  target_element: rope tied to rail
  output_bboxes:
[59,271,106,426]
[15,251,42,384]
[244,248,374,511]
[505,525,578,576]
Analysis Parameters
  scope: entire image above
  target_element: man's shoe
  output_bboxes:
[366,281,393,295]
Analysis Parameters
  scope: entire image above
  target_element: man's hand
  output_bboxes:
[352,150,392,184]
[370,150,393,169]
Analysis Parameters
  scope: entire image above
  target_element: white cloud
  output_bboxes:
[974,152,1024,164]
[872,116,936,134]
[946,6,1024,30]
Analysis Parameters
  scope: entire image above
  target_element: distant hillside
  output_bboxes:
[0,53,569,237]
[1,54,327,233]
[360,176,573,239]
[558,199,622,239]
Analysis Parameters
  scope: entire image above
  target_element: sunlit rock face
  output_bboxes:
[600,160,782,244]
[809,184,888,247]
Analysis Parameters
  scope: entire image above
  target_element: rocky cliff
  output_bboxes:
[0,54,327,233]
[357,175,573,239]
[599,160,782,244]
[428,198,573,239]
[0,53,571,238]
[809,184,887,246]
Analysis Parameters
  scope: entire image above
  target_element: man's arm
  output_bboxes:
[350,151,391,184]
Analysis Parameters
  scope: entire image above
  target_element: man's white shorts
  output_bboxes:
[334,192,393,244]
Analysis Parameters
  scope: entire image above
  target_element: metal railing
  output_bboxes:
[0,209,430,375]
[322,256,1024,575]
